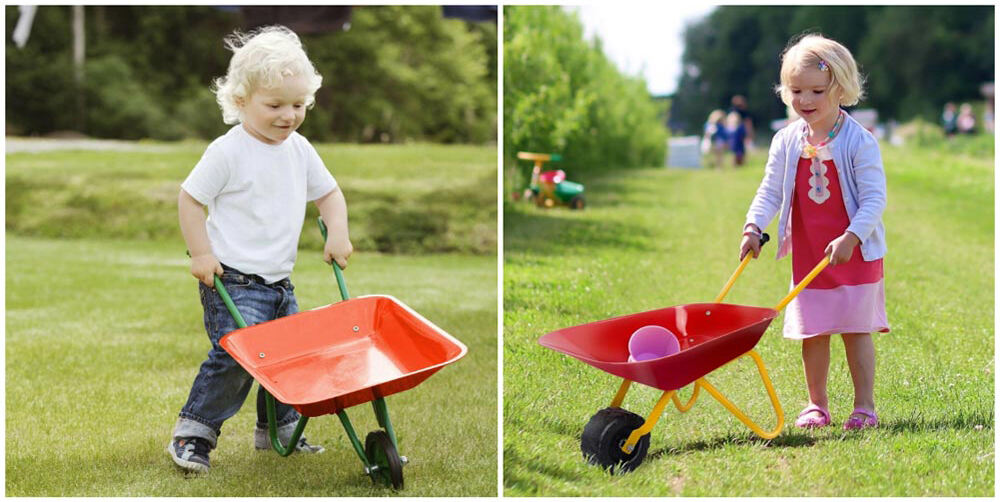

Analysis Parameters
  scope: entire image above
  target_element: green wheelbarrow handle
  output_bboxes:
[213,275,309,457]
[317,216,350,302]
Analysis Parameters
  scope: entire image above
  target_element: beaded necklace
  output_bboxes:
[801,110,844,159]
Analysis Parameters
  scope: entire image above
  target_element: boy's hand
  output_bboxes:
[825,231,860,265]
[191,253,223,287]
[324,238,353,269]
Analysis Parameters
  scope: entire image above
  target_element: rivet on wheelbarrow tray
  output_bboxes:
[353,326,360,332]
[259,352,266,358]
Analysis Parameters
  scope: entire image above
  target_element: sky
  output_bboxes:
[571,4,716,96]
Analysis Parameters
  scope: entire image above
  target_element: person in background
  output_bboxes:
[702,109,729,168]
[729,94,756,154]
[725,110,747,167]
[956,103,976,134]
[941,102,958,136]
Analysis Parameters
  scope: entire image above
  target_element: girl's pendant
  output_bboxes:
[802,143,818,159]
[807,157,830,204]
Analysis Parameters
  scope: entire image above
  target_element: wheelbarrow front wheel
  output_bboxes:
[365,430,404,489]
[581,407,650,474]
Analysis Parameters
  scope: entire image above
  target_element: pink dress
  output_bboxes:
[783,152,890,339]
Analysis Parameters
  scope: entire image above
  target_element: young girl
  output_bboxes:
[740,34,889,431]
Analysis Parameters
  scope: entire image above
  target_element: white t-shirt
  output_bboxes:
[181,125,338,283]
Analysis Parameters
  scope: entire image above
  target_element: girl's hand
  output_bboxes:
[739,224,762,260]
[324,237,354,269]
[190,253,223,287]
[825,231,860,265]
[739,233,761,261]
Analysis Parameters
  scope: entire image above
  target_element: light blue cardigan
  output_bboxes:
[745,112,888,261]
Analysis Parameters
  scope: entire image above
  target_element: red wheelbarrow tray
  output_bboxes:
[221,294,467,418]
[538,302,778,392]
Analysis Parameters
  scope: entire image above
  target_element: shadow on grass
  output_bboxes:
[504,447,582,492]
[509,407,993,473]
[504,203,656,257]
[648,431,818,460]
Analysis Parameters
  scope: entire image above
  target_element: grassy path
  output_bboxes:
[503,144,993,496]
[6,236,497,496]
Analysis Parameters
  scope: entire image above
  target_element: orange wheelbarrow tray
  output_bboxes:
[538,234,831,474]
[213,218,467,489]
[221,295,466,419]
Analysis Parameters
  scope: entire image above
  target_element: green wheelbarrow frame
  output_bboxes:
[211,217,406,489]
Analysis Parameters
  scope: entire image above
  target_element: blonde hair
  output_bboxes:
[212,25,323,125]
[776,34,865,107]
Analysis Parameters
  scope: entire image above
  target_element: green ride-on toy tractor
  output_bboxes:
[515,151,586,210]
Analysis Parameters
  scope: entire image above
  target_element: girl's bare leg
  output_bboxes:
[841,332,876,412]
[801,335,831,418]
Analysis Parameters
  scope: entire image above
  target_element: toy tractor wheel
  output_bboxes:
[365,430,404,489]
[569,195,586,210]
[580,407,650,474]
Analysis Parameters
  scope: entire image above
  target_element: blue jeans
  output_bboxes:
[172,265,301,449]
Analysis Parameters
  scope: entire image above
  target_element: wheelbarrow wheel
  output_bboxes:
[365,430,404,490]
[580,407,650,474]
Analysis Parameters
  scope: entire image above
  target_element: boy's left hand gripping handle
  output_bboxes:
[186,249,248,327]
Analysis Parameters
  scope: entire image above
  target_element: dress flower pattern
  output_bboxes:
[800,138,834,204]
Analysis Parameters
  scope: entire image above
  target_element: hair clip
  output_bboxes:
[818,60,829,72]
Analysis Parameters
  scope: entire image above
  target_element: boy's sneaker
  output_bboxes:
[168,437,211,473]
[254,427,325,453]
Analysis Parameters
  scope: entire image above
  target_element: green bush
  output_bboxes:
[368,203,450,253]
[893,117,995,158]
[83,55,183,140]
[504,6,668,176]
[894,118,946,147]
[173,88,229,140]
[7,144,497,255]
[5,52,77,134]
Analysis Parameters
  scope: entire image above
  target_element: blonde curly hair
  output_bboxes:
[212,25,323,125]
[776,34,865,107]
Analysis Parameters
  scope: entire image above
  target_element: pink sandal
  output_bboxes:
[794,404,831,428]
[843,408,878,430]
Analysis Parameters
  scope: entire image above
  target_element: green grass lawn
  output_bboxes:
[5,142,498,496]
[6,141,497,254]
[503,143,994,496]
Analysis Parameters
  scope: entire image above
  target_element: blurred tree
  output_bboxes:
[5,5,496,143]
[859,7,995,120]
[504,6,667,174]
[671,5,994,137]
[303,6,496,143]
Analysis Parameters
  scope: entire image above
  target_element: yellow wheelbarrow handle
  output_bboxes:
[617,244,833,455]
[715,233,770,303]
[774,256,830,311]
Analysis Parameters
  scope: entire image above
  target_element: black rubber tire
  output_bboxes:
[580,407,650,474]
[570,195,586,210]
[365,430,404,489]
